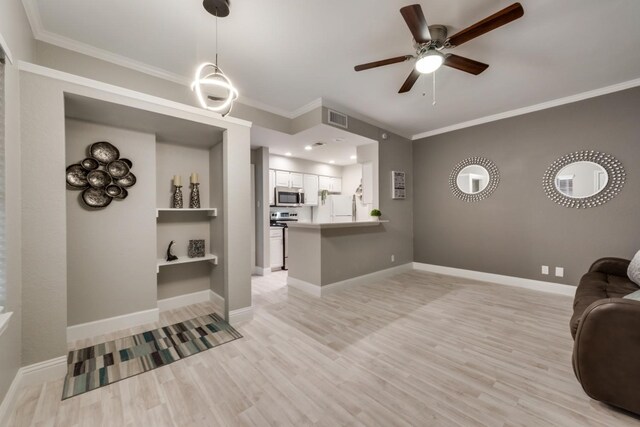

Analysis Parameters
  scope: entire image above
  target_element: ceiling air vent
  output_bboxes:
[327,109,348,129]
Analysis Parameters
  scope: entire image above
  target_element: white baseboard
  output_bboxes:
[287,276,322,297]
[158,290,211,311]
[209,290,225,308]
[67,308,159,342]
[0,356,67,426]
[288,263,414,297]
[229,307,253,324]
[252,267,270,276]
[413,262,576,296]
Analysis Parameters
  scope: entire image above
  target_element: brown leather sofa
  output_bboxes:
[571,257,640,415]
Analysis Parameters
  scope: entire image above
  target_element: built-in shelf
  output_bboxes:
[156,208,217,218]
[157,254,218,273]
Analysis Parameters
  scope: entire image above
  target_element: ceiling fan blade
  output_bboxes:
[443,54,489,75]
[400,4,431,44]
[447,2,524,47]
[399,69,421,93]
[354,55,412,72]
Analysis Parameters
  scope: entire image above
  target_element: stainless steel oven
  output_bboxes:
[275,187,305,207]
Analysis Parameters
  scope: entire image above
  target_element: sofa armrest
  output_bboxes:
[573,298,640,415]
[588,257,631,277]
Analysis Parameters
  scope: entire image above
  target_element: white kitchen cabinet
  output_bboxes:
[331,177,342,193]
[362,162,373,204]
[275,170,290,187]
[269,169,275,205]
[319,176,342,193]
[319,176,332,191]
[290,172,304,188]
[303,174,319,206]
[270,228,284,269]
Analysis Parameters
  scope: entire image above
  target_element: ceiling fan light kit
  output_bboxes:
[416,50,444,74]
[354,3,524,94]
[192,0,238,116]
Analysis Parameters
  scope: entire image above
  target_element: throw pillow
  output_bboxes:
[623,290,640,301]
[628,250,640,286]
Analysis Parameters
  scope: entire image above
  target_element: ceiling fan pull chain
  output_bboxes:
[432,71,437,106]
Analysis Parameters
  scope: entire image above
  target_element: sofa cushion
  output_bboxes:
[628,250,640,286]
[570,272,639,338]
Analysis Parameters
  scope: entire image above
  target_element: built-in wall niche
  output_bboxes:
[64,93,227,327]
[155,140,223,299]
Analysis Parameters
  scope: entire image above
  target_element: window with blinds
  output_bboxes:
[0,51,5,313]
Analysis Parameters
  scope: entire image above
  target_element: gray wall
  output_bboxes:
[35,41,293,134]
[0,0,35,402]
[210,142,225,298]
[318,108,414,279]
[413,87,640,286]
[251,147,269,270]
[65,119,157,325]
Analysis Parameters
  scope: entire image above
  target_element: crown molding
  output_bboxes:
[21,0,325,122]
[411,77,640,140]
[17,61,252,128]
[0,32,15,64]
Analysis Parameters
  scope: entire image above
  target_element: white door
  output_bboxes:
[331,177,342,193]
[290,172,304,188]
[319,176,332,191]
[275,170,290,187]
[268,169,275,205]
[303,174,319,206]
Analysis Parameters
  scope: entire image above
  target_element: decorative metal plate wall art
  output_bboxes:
[66,141,137,209]
[449,157,500,202]
[542,150,625,209]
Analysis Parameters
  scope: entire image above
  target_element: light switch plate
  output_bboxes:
[541,265,549,275]
[555,267,564,277]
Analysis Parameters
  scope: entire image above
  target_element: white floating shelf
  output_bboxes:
[157,254,218,273]
[156,208,217,218]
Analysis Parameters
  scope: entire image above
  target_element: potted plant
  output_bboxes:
[370,209,382,222]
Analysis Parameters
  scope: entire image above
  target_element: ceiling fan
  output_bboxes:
[354,3,524,93]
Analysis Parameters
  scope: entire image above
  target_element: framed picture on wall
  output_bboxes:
[392,171,406,199]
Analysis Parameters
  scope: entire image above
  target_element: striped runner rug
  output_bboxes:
[62,312,242,399]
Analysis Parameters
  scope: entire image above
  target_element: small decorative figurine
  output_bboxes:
[188,240,205,258]
[189,173,201,209]
[166,240,179,262]
[172,175,183,208]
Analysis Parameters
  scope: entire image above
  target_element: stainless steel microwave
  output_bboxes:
[275,187,305,207]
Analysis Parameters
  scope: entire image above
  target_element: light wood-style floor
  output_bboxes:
[8,270,640,426]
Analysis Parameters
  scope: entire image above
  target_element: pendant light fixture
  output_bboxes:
[191,0,238,117]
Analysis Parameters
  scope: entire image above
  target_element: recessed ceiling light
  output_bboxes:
[350,155,357,160]
[285,152,292,156]
[329,160,335,164]
[304,145,312,151]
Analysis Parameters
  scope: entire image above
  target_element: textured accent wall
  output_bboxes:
[413,87,640,286]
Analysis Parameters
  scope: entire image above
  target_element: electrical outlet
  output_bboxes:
[391,254,395,263]
[555,267,564,277]
[541,265,549,275]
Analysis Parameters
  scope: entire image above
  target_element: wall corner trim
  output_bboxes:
[0,356,67,425]
[412,262,576,296]
[229,307,253,324]
[66,308,160,342]
[288,263,415,297]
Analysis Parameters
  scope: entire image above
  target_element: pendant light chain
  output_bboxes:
[215,8,219,68]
